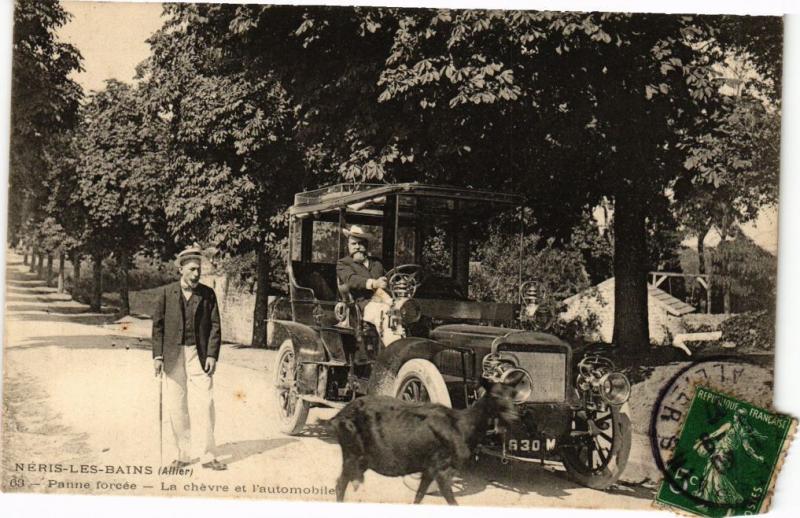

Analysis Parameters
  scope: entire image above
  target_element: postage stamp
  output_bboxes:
[655,386,796,517]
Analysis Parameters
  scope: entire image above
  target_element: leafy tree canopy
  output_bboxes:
[140,11,304,255]
[10,0,83,240]
[73,80,167,257]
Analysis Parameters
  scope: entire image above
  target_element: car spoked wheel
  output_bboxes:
[393,359,452,407]
[576,408,615,471]
[561,403,631,490]
[399,377,430,402]
[273,340,309,435]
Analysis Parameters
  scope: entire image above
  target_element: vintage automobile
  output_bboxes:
[268,182,632,489]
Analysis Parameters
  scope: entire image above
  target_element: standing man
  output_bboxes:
[152,246,227,470]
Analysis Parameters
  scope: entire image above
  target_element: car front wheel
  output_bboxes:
[560,403,632,490]
[393,359,452,407]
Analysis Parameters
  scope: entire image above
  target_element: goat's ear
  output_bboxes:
[502,370,526,386]
[489,381,518,400]
[488,381,510,396]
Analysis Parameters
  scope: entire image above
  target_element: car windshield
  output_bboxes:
[290,191,520,301]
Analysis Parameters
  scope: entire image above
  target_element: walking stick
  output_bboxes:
[159,370,163,467]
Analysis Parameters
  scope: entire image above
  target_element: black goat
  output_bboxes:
[328,383,518,505]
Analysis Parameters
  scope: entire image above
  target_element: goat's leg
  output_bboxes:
[435,473,458,506]
[335,471,350,502]
[413,471,435,504]
[336,457,366,503]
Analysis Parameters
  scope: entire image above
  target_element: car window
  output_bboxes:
[396,226,415,264]
[311,221,341,264]
[421,225,453,277]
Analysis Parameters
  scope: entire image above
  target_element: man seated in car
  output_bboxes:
[336,225,402,345]
[336,225,386,303]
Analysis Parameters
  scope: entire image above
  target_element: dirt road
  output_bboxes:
[2,254,653,508]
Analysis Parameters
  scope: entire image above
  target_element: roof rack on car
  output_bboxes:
[291,182,521,215]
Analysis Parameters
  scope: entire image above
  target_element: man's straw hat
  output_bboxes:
[343,225,376,242]
[175,246,204,267]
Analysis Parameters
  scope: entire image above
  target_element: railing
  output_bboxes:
[649,271,712,314]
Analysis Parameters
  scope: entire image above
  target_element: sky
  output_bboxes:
[58,1,164,93]
[55,0,779,254]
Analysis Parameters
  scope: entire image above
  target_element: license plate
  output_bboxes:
[505,437,557,455]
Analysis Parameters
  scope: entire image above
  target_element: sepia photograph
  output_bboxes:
[1,0,797,517]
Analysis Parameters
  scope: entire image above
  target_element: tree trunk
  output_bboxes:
[118,249,131,316]
[46,254,54,285]
[612,190,650,356]
[70,250,81,284]
[58,252,66,293]
[23,252,28,265]
[717,218,732,314]
[37,253,45,278]
[29,250,36,273]
[723,287,732,314]
[695,227,710,313]
[91,252,103,312]
[251,245,270,348]
[696,227,708,275]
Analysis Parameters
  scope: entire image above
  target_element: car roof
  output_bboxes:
[290,182,522,216]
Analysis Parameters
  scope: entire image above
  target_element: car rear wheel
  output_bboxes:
[273,340,309,435]
[561,403,632,490]
[393,359,452,407]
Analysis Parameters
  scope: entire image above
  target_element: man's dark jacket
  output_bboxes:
[152,281,221,368]
[336,256,385,303]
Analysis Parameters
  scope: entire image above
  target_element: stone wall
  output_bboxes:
[130,275,265,346]
[203,275,258,346]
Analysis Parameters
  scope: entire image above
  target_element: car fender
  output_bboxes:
[269,320,326,394]
[367,337,446,395]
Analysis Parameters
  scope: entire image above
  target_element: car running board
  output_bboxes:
[300,395,348,409]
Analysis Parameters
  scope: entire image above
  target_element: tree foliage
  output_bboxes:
[676,92,780,239]
[71,80,168,312]
[130,6,780,350]
[20,4,780,347]
[140,5,310,343]
[710,232,777,313]
[74,81,166,253]
[10,0,83,241]
[470,231,591,330]
[367,11,778,350]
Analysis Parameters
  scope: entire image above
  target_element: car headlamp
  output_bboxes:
[598,371,631,405]
[499,368,533,404]
[482,354,533,404]
[576,355,631,406]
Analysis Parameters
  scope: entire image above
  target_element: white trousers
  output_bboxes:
[163,346,216,462]
[363,299,403,346]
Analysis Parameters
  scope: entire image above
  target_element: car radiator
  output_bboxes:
[512,351,567,403]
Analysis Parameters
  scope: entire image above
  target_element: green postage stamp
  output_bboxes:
[655,386,796,517]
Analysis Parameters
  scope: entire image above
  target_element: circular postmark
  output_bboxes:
[649,356,773,510]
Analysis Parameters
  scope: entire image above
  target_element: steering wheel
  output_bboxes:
[384,264,423,298]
